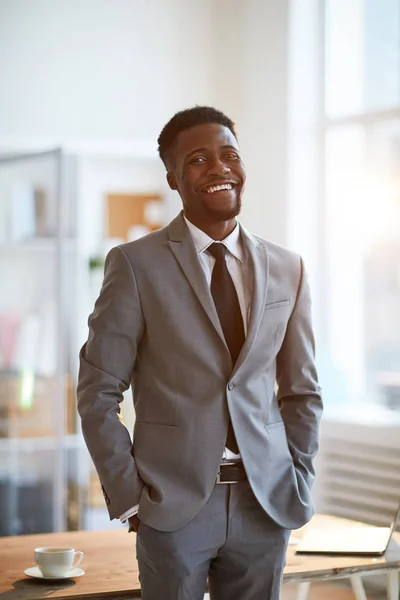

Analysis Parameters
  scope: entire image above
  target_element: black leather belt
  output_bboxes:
[216,461,247,484]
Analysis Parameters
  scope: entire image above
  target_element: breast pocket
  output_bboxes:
[259,299,291,355]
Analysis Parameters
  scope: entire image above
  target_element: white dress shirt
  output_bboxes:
[120,216,252,522]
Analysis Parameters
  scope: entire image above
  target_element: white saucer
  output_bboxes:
[24,566,85,580]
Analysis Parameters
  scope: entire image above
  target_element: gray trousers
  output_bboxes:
[136,481,290,600]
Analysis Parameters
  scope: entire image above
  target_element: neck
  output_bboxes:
[184,214,237,241]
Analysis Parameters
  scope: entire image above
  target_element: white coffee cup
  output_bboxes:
[34,546,84,578]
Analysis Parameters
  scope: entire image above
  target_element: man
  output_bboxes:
[77,106,323,600]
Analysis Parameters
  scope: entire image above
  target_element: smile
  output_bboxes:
[203,183,234,194]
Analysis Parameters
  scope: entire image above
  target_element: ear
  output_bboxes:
[167,172,177,191]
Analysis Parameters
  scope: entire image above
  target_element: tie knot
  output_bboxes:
[208,242,227,261]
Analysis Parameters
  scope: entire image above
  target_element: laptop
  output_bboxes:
[295,503,400,557]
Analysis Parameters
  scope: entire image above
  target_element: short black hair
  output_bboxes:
[157,106,237,168]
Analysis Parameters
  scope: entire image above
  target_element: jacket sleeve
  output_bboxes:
[77,245,145,519]
[276,256,323,489]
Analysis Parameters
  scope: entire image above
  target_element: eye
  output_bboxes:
[190,156,207,164]
[224,152,239,160]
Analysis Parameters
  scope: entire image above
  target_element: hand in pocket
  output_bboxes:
[128,514,141,533]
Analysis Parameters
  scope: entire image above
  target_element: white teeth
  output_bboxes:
[206,183,233,194]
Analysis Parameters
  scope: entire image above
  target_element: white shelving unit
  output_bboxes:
[0,139,175,534]
[0,148,81,534]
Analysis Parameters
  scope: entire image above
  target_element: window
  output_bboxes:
[322,1,400,410]
[326,0,400,116]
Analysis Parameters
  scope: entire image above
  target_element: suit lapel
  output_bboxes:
[167,213,269,369]
[167,213,227,346]
[232,226,269,376]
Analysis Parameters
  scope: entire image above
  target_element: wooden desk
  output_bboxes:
[0,515,399,600]
[285,515,400,600]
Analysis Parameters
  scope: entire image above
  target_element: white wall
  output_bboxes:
[0,0,214,142]
[213,0,291,243]
[0,0,294,245]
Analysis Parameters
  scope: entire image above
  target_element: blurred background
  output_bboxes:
[0,0,399,538]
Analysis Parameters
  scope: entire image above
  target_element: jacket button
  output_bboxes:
[228,381,234,391]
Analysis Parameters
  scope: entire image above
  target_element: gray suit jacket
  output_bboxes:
[77,212,322,531]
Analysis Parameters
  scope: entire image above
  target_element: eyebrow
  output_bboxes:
[184,145,239,160]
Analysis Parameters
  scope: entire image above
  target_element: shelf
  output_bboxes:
[0,137,158,160]
[0,238,77,252]
[0,433,86,452]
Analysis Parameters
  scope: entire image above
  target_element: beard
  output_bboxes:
[201,195,242,222]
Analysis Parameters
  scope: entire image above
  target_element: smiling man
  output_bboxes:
[77,106,323,600]
[165,120,245,237]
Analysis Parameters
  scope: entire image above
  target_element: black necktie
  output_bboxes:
[208,243,245,453]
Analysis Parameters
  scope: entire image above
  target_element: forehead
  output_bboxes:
[172,123,239,161]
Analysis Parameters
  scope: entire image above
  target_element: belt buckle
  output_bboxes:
[216,461,238,485]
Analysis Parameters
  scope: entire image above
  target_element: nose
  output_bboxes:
[206,157,230,175]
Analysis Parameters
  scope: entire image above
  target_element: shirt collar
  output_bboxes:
[183,215,244,262]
